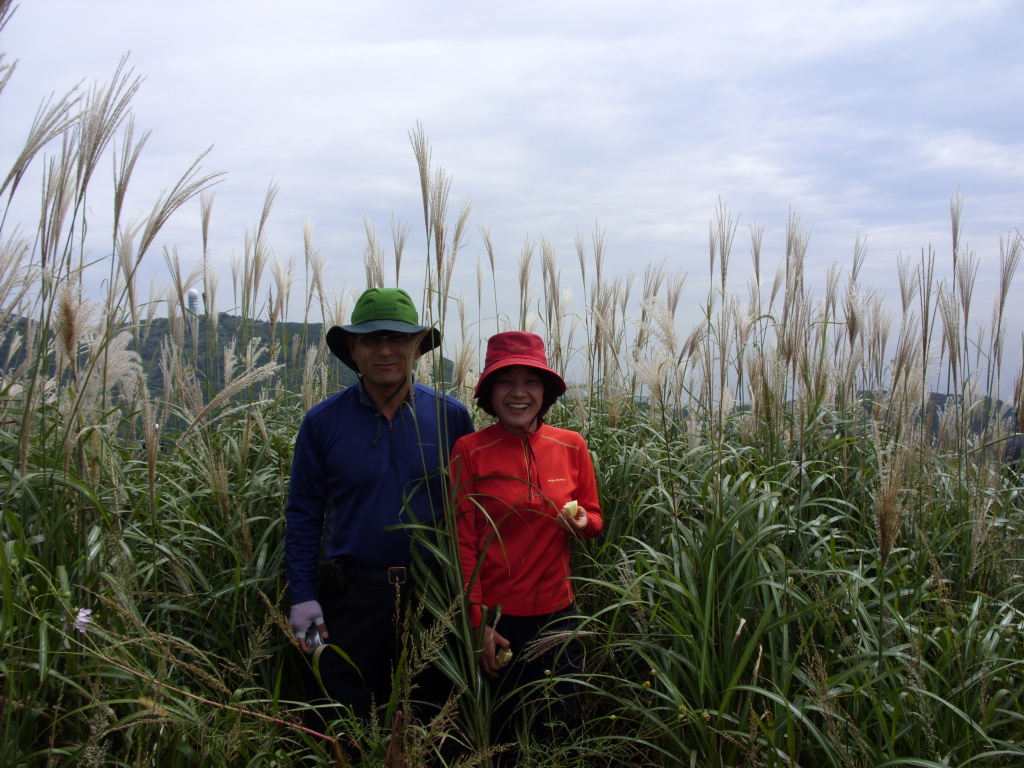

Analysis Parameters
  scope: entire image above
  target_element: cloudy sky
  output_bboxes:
[3,0,1023,386]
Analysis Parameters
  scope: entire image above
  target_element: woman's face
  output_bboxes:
[490,365,545,435]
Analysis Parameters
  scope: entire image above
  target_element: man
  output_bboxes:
[285,287,474,730]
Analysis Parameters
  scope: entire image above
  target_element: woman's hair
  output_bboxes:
[476,368,563,421]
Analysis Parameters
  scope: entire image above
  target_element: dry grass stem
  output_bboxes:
[517,238,535,330]
[363,217,384,289]
[391,213,409,284]
[137,148,223,262]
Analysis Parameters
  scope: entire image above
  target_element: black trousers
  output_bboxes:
[301,566,450,735]
[488,607,585,749]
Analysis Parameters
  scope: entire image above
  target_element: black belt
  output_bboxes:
[350,566,408,585]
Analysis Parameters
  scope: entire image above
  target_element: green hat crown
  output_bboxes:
[350,288,420,325]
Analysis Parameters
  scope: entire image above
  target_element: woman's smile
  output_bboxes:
[491,366,545,434]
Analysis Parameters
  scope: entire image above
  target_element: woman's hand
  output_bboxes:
[557,504,589,536]
[480,624,511,679]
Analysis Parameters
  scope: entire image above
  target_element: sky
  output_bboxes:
[2,0,1023,391]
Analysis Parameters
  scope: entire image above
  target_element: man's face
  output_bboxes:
[346,332,419,392]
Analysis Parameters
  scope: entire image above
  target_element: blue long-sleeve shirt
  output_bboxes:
[285,380,474,604]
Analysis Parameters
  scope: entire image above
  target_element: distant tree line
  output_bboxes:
[0,313,466,400]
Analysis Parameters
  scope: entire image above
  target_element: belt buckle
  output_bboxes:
[387,566,407,585]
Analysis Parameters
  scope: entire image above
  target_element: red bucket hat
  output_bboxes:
[474,332,567,409]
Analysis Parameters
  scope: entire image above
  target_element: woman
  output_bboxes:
[450,331,602,748]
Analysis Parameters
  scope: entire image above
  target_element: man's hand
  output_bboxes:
[290,600,327,653]
[479,624,511,679]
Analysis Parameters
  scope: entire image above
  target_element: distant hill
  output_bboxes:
[1,313,455,397]
[135,313,358,394]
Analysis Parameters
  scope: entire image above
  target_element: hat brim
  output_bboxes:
[473,358,567,399]
[326,322,441,371]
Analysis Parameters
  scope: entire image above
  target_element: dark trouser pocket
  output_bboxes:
[317,558,350,599]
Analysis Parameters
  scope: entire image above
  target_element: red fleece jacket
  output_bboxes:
[451,422,602,627]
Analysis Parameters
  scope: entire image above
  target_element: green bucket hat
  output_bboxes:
[326,287,441,371]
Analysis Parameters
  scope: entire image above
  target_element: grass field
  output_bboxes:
[2,4,1023,765]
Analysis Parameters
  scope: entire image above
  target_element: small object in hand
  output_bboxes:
[562,500,579,518]
[496,647,513,667]
[305,623,325,653]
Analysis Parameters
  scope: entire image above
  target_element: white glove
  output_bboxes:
[289,599,325,638]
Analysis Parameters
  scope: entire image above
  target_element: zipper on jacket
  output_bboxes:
[388,418,395,469]
[521,433,539,503]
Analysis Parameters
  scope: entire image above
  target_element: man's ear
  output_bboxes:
[345,335,363,374]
